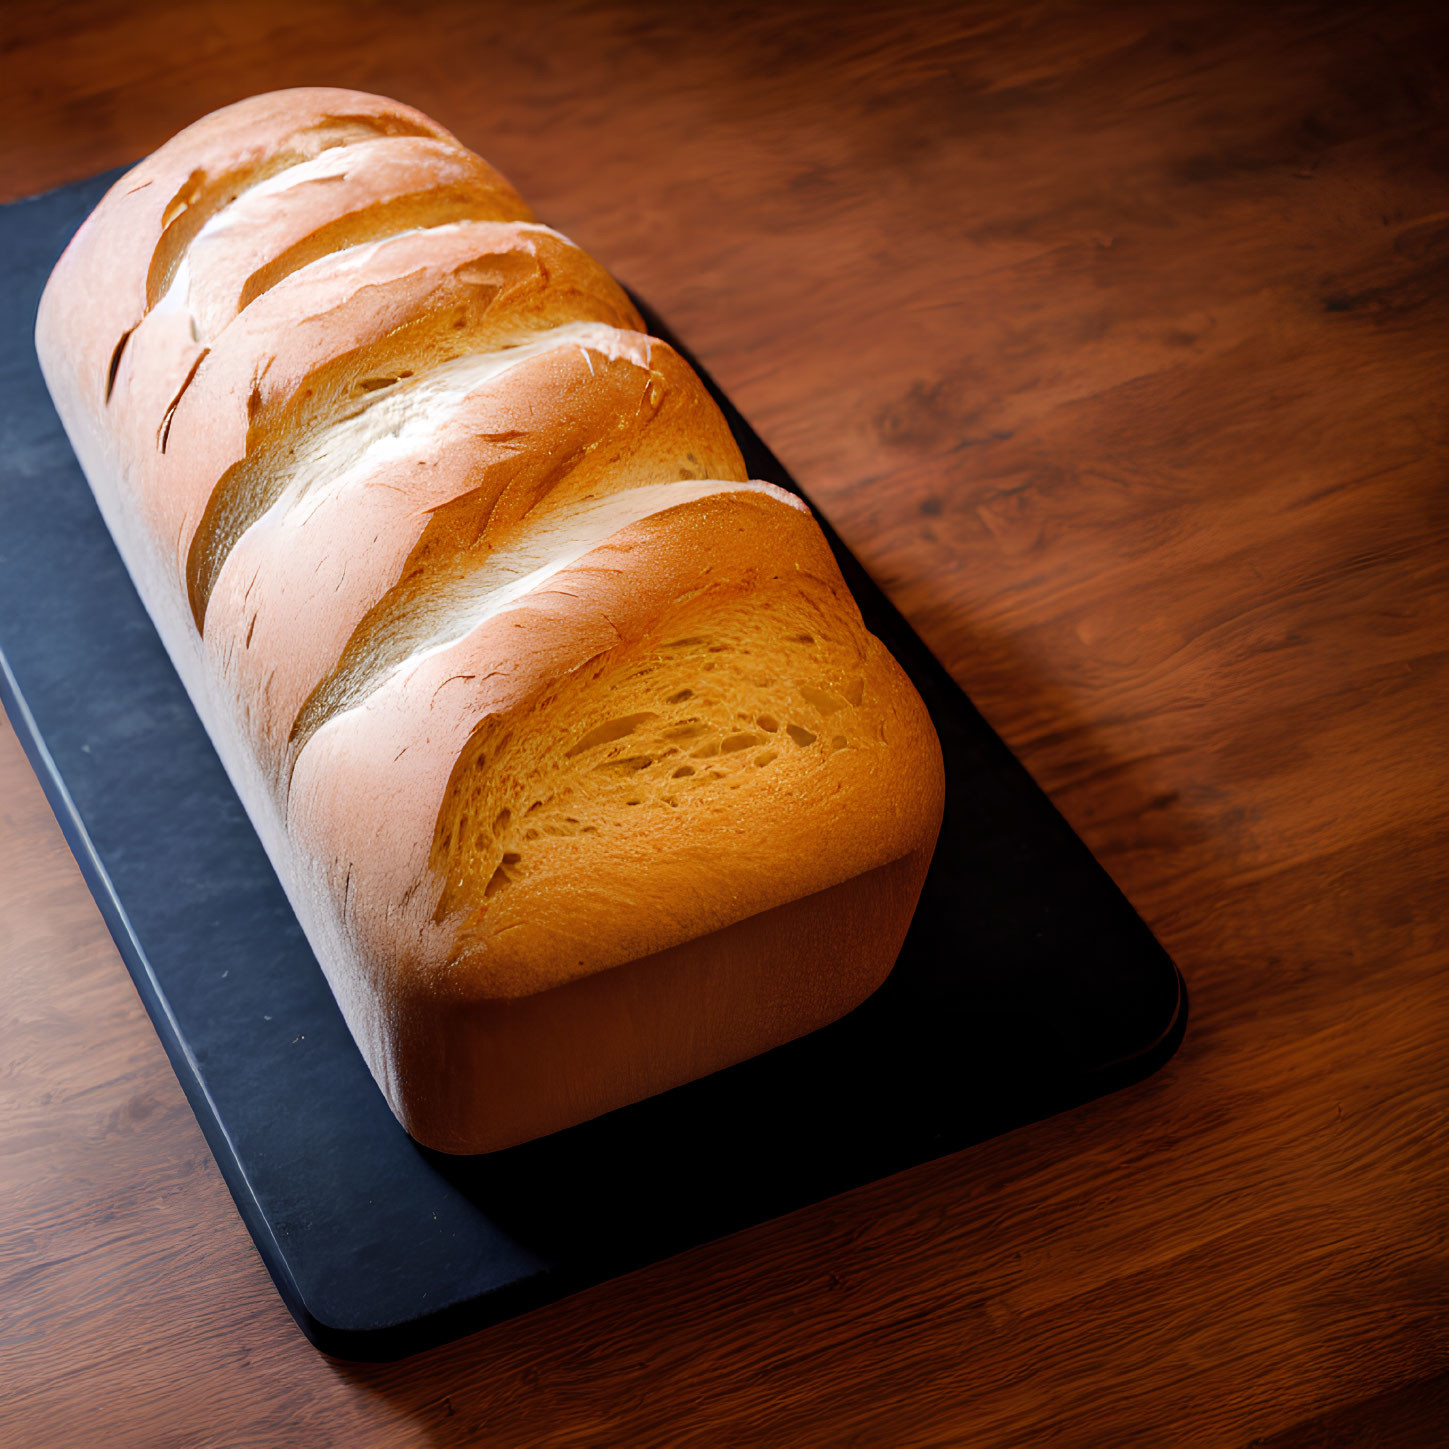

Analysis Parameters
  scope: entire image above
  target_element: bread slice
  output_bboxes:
[36,88,944,1153]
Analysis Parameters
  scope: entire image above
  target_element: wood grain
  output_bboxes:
[3,1,1449,1444]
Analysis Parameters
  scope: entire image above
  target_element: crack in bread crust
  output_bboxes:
[432,583,872,932]
[145,113,448,309]
[287,479,792,767]
[181,233,647,629]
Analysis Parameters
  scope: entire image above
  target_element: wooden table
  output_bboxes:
[4,2,1447,1444]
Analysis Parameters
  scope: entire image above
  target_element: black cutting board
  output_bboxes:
[0,169,1185,1361]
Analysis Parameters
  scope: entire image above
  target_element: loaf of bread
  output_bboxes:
[36,89,944,1153]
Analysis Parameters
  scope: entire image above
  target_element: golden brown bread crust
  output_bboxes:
[392,849,935,1154]
[35,88,944,1153]
[288,489,942,996]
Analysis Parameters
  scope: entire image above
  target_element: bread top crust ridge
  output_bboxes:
[35,88,945,1028]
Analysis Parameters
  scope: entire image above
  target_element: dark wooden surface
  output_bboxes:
[3,2,1448,1444]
